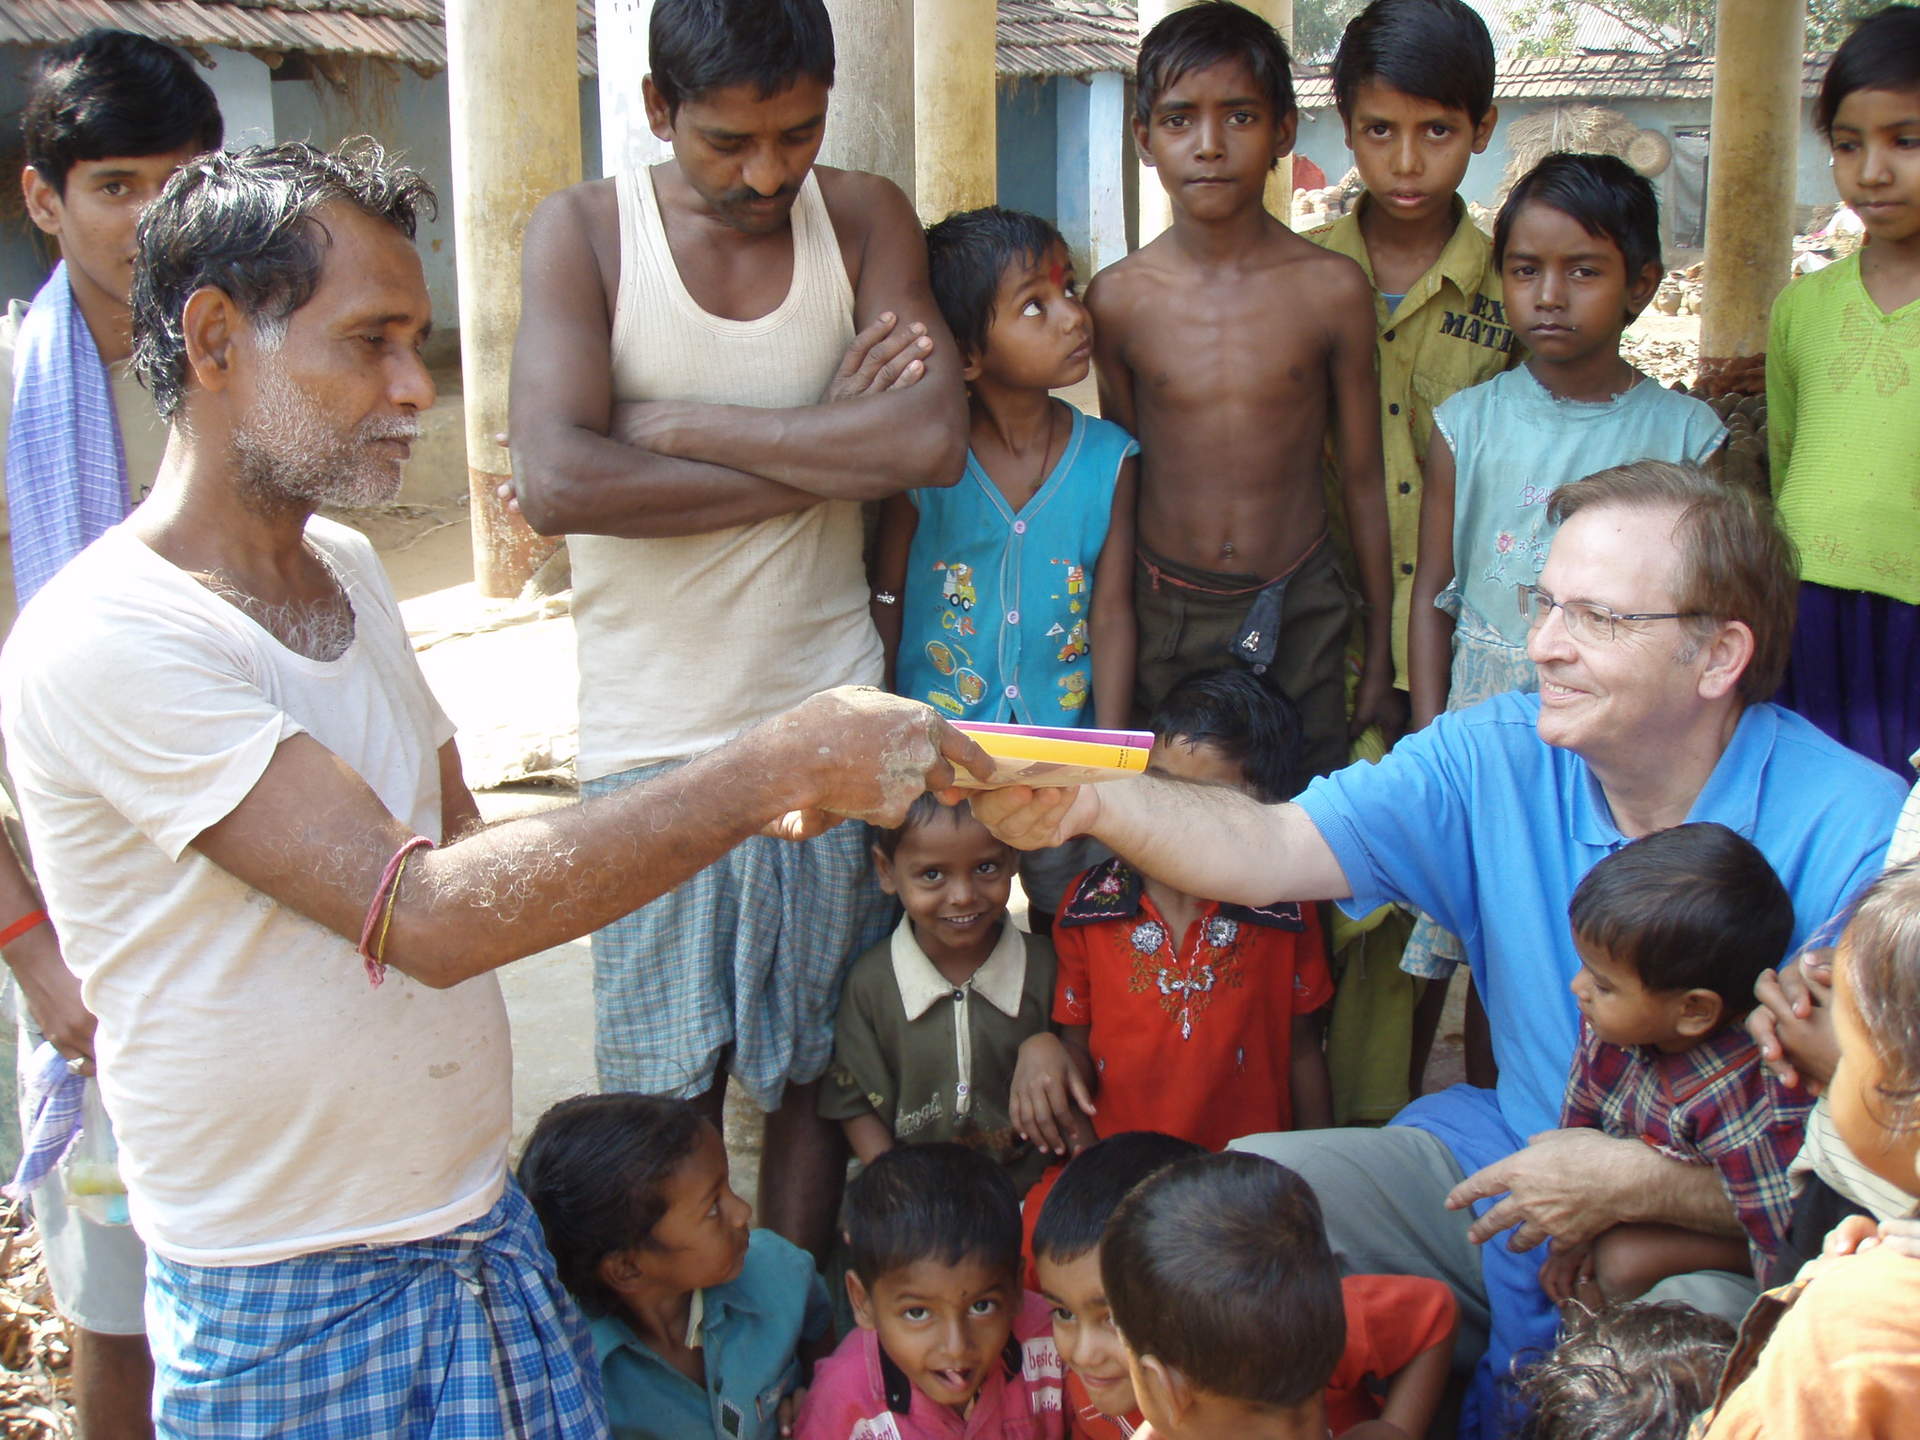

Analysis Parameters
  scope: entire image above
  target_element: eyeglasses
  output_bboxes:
[1521,585,1708,645]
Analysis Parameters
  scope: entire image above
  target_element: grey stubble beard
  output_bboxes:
[229,358,418,516]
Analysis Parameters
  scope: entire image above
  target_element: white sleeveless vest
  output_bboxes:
[569,167,882,778]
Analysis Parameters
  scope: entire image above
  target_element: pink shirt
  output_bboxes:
[796,1291,1065,1440]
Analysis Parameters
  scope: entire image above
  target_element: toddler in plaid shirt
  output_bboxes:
[1539,823,1817,1310]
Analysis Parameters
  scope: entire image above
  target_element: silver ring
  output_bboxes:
[65,1056,87,1076]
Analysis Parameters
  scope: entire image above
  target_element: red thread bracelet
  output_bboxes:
[0,909,48,948]
[357,837,434,986]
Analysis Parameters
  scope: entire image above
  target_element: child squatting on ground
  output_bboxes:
[1009,668,1333,1157]
[1032,1132,1457,1440]
[818,795,1069,1191]
[797,1143,1065,1440]
[1090,1,1396,773]
[872,205,1139,927]
[1536,823,1815,1310]
[517,1094,832,1440]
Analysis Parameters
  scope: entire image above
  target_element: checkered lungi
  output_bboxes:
[145,1181,607,1439]
[585,761,895,1111]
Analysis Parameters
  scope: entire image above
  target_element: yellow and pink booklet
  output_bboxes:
[949,722,1153,789]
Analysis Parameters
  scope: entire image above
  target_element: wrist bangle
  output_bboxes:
[357,837,435,987]
[0,908,50,948]
[873,590,898,606]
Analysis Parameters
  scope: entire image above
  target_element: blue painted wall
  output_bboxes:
[996,78,1060,222]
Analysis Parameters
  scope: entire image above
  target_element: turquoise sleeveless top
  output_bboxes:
[897,404,1137,723]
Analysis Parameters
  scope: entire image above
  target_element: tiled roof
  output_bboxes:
[0,1,1825,102]
[0,0,598,77]
[1294,49,1831,109]
[998,0,1135,78]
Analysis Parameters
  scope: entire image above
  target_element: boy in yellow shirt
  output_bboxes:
[1306,0,1513,1118]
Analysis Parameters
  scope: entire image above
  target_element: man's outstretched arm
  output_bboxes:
[193,689,988,991]
[968,776,1352,909]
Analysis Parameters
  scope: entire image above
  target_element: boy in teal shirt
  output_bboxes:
[1306,0,1511,1119]
[520,1094,832,1440]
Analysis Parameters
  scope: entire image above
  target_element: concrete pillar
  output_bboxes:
[1258,0,1295,221]
[914,0,995,221]
[203,47,276,148]
[1135,0,1180,245]
[1135,0,1295,245]
[447,0,577,595]
[1699,0,1805,396]
[1058,79,1094,275]
[597,0,670,177]
[820,0,914,195]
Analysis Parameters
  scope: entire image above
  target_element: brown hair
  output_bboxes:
[1839,860,1920,1130]
[1547,460,1797,703]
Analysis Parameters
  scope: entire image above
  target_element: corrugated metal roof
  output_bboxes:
[988,0,1681,81]
[1464,0,1682,57]
[997,0,1135,79]
[0,0,597,77]
[1295,49,1831,108]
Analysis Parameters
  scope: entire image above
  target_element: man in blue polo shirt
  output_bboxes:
[974,461,1904,1439]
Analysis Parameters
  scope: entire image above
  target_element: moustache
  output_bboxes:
[720,186,799,210]
[360,419,421,444]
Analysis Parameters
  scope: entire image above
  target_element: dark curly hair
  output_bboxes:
[1511,1300,1734,1440]
[131,138,435,420]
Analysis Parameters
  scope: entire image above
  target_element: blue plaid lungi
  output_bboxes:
[585,761,895,1111]
[145,1181,607,1439]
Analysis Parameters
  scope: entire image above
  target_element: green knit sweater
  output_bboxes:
[1767,254,1920,603]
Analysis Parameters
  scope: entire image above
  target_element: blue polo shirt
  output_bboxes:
[1298,692,1904,1143]
[1300,694,1902,1437]
[590,1229,831,1440]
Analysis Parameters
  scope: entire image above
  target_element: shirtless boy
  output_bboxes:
[1090,0,1394,775]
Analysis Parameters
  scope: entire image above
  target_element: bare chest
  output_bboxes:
[190,554,356,662]
[1125,295,1331,420]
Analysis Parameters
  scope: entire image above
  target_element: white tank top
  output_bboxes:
[570,167,882,777]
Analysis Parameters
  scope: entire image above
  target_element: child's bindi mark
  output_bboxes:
[1049,261,1067,289]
